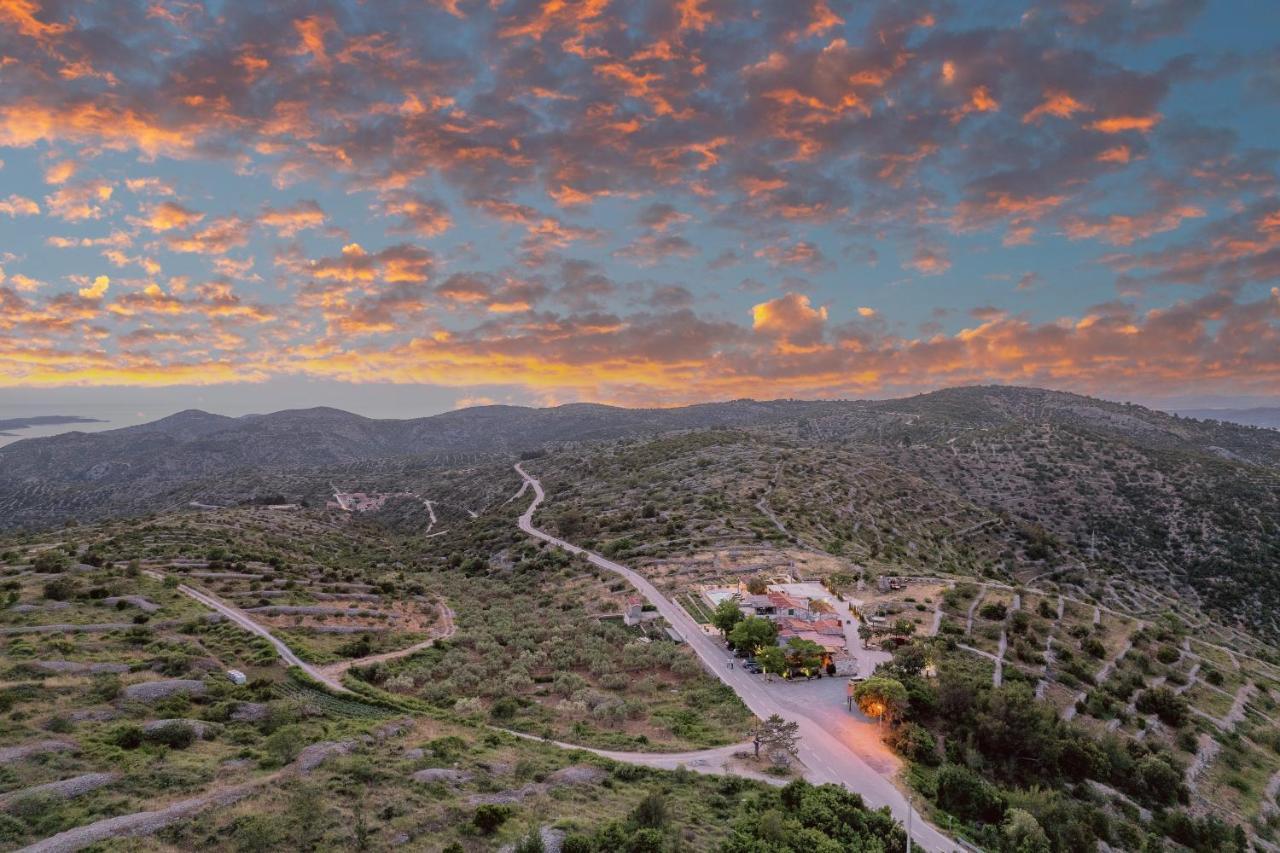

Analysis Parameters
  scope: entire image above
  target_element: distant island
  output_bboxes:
[0,415,106,436]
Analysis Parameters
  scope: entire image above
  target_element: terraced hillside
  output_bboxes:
[4,385,1280,851]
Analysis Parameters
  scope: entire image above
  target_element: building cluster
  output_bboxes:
[326,491,414,512]
[705,580,860,675]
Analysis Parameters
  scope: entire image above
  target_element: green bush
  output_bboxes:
[42,577,77,601]
[472,804,513,835]
[935,764,1006,824]
[145,721,196,749]
[111,723,144,749]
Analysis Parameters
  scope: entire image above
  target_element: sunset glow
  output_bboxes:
[1,0,1277,410]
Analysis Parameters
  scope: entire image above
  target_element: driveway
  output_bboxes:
[515,463,957,852]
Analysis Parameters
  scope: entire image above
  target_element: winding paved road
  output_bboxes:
[515,463,957,852]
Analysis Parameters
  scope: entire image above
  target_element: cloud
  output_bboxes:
[77,275,109,299]
[906,246,951,276]
[751,292,828,346]
[43,160,77,185]
[0,0,1273,402]
[378,191,451,237]
[0,194,40,216]
[135,201,204,232]
[166,216,250,254]
[260,200,327,237]
[44,180,113,221]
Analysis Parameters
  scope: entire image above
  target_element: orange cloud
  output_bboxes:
[43,159,77,185]
[165,216,250,254]
[1,0,72,43]
[751,292,827,344]
[1022,89,1089,123]
[44,180,112,221]
[906,246,951,275]
[292,15,336,67]
[379,192,452,237]
[1062,206,1206,246]
[0,100,196,158]
[1096,145,1131,163]
[677,0,713,33]
[1088,114,1161,134]
[260,200,327,237]
[0,194,40,216]
[76,274,109,299]
[136,201,204,232]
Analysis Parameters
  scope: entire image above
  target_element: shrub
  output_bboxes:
[890,722,939,764]
[979,602,1007,621]
[45,716,73,734]
[630,791,669,829]
[264,725,306,764]
[1136,755,1184,806]
[42,577,77,601]
[1135,687,1189,727]
[32,552,69,573]
[514,830,545,853]
[145,721,196,749]
[111,724,144,749]
[472,804,513,834]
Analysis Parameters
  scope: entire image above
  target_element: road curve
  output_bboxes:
[514,463,958,852]
[144,570,348,692]
[318,601,456,679]
[499,729,784,785]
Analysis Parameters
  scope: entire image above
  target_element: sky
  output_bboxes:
[1,0,1279,421]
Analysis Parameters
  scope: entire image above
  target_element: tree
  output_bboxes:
[712,599,745,635]
[746,576,769,595]
[888,642,928,677]
[853,677,909,725]
[1001,808,1051,853]
[891,618,917,637]
[755,646,787,677]
[784,637,824,676]
[935,764,1006,824]
[1135,687,1189,727]
[728,616,777,654]
[750,714,800,764]
[1135,755,1184,806]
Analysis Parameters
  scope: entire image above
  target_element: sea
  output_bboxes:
[0,403,153,448]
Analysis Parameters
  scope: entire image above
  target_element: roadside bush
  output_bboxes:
[935,764,1006,824]
[889,722,939,765]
